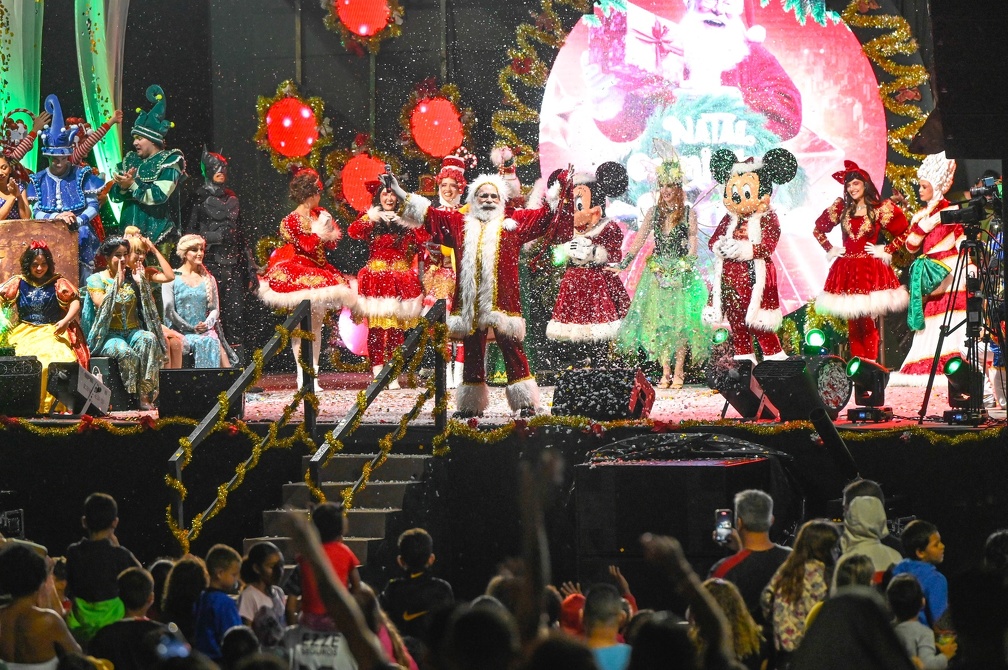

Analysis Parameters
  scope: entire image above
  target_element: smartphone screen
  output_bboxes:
[714,508,732,544]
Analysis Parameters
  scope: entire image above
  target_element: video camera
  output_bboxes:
[0,509,24,539]
[970,176,1002,199]
[940,177,1003,229]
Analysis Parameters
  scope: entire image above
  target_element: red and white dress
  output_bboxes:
[546,218,630,342]
[813,198,910,360]
[348,207,428,330]
[891,198,967,384]
[258,207,355,310]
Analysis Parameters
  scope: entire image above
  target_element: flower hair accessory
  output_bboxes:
[652,138,684,186]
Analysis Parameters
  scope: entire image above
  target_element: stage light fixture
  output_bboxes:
[753,356,851,421]
[943,356,988,424]
[844,357,892,422]
[706,358,778,420]
[803,328,829,356]
[712,328,730,345]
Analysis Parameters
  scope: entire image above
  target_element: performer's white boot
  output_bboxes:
[450,361,464,389]
[292,335,323,394]
[373,364,400,389]
[989,366,1007,409]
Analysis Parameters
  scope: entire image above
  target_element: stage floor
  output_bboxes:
[112,372,1006,429]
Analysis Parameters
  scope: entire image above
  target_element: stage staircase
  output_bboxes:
[243,451,435,584]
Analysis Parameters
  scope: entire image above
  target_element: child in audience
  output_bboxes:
[237,541,292,646]
[891,520,948,628]
[298,502,361,631]
[888,573,956,670]
[379,527,455,641]
[160,555,209,639]
[65,492,142,642]
[583,583,631,670]
[191,544,243,661]
[88,567,169,670]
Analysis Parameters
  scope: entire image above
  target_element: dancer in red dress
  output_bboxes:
[258,168,355,391]
[812,161,910,361]
[546,162,631,363]
[348,181,428,387]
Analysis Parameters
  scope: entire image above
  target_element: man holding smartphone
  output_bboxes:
[708,489,791,627]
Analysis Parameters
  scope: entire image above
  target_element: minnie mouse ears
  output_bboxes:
[594,161,628,198]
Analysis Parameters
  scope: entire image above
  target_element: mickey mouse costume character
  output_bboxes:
[546,161,631,362]
[812,160,910,361]
[705,148,797,363]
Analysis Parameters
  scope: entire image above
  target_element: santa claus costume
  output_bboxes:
[547,162,631,356]
[813,161,910,361]
[891,153,966,385]
[396,171,574,416]
[348,181,428,386]
[259,168,355,391]
[706,152,795,363]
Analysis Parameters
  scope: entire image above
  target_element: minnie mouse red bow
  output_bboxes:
[831,160,873,186]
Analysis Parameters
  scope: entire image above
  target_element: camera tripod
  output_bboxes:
[917,216,1005,424]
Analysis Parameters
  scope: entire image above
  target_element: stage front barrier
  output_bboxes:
[0,219,79,284]
[307,299,448,505]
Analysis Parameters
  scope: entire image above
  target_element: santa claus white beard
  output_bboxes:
[472,201,504,223]
[679,12,750,82]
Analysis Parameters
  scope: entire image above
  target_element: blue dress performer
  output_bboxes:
[25,94,104,285]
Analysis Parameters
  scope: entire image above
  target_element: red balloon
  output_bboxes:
[342,153,388,213]
[409,97,464,159]
[335,0,391,37]
[266,97,319,158]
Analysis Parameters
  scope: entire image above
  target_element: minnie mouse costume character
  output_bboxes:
[546,161,631,360]
[812,160,910,361]
[705,148,796,363]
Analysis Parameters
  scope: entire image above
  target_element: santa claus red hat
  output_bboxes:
[437,147,476,190]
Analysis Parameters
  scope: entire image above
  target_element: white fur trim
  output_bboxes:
[505,377,540,411]
[257,279,357,310]
[745,258,779,331]
[815,287,910,319]
[352,294,423,322]
[731,157,763,175]
[545,179,562,211]
[311,210,342,242]
[591,245,609,265]
[763,350,788,361]
[735,240,754,261]
[450,214,527,341]
[455,382,490,413]
[465,174,509,205]
[573,172,596,186]
[366,206,382,222]
[546,319,622,342]
[702,304,724,326]
[490,146,513,167]
[527,177,548,209]
[705,254,725,325]
[402,193,432,228]
[503,218,518,232]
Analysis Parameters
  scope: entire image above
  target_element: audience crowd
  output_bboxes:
[2,481,1007,670]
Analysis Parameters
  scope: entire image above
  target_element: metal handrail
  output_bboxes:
[168,300,318,529]
[307,299,447,498]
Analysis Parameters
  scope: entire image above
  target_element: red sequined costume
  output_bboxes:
[813,195,909,361]
[258,207,355,310]
[348,206,428,366]
[707,210,785,358]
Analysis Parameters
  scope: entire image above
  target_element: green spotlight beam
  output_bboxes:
[75,0,129,221]
[0,0,45,171]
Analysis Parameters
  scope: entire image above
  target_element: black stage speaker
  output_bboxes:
[552,368,654,420]
[46,363,111,416]
[930,0,1008,158]
[753,356,850,421]
[158,368,245,420]
[0,356,42,416]
[88,357,138,411]
[706,358,777,420]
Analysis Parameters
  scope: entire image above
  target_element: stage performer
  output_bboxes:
[891,153,965,385]
[705,148,797,364]
[1,107,51,172]
[82,236,168,410]
[25,95,105,285]
[109,85,186,252]
[0,242,90,412]
[122,225,184,369]
[547,161,631,365]
[812,160,910,361]
[163,234,238,369]
[186,147,255,347]
[258,168,355,393]
[0,153,30,220]
[616,152,709,388]
[389,168,575,417]
[348,180,428,388]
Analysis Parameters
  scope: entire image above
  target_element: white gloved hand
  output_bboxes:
[867,243,892,266]
[379,211,399,223]
[718,239,741,260]
[384,171,408,201]
[567,238,592,264]
[827,246,844,260]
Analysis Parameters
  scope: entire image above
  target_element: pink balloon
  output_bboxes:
[338,307,369,356]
